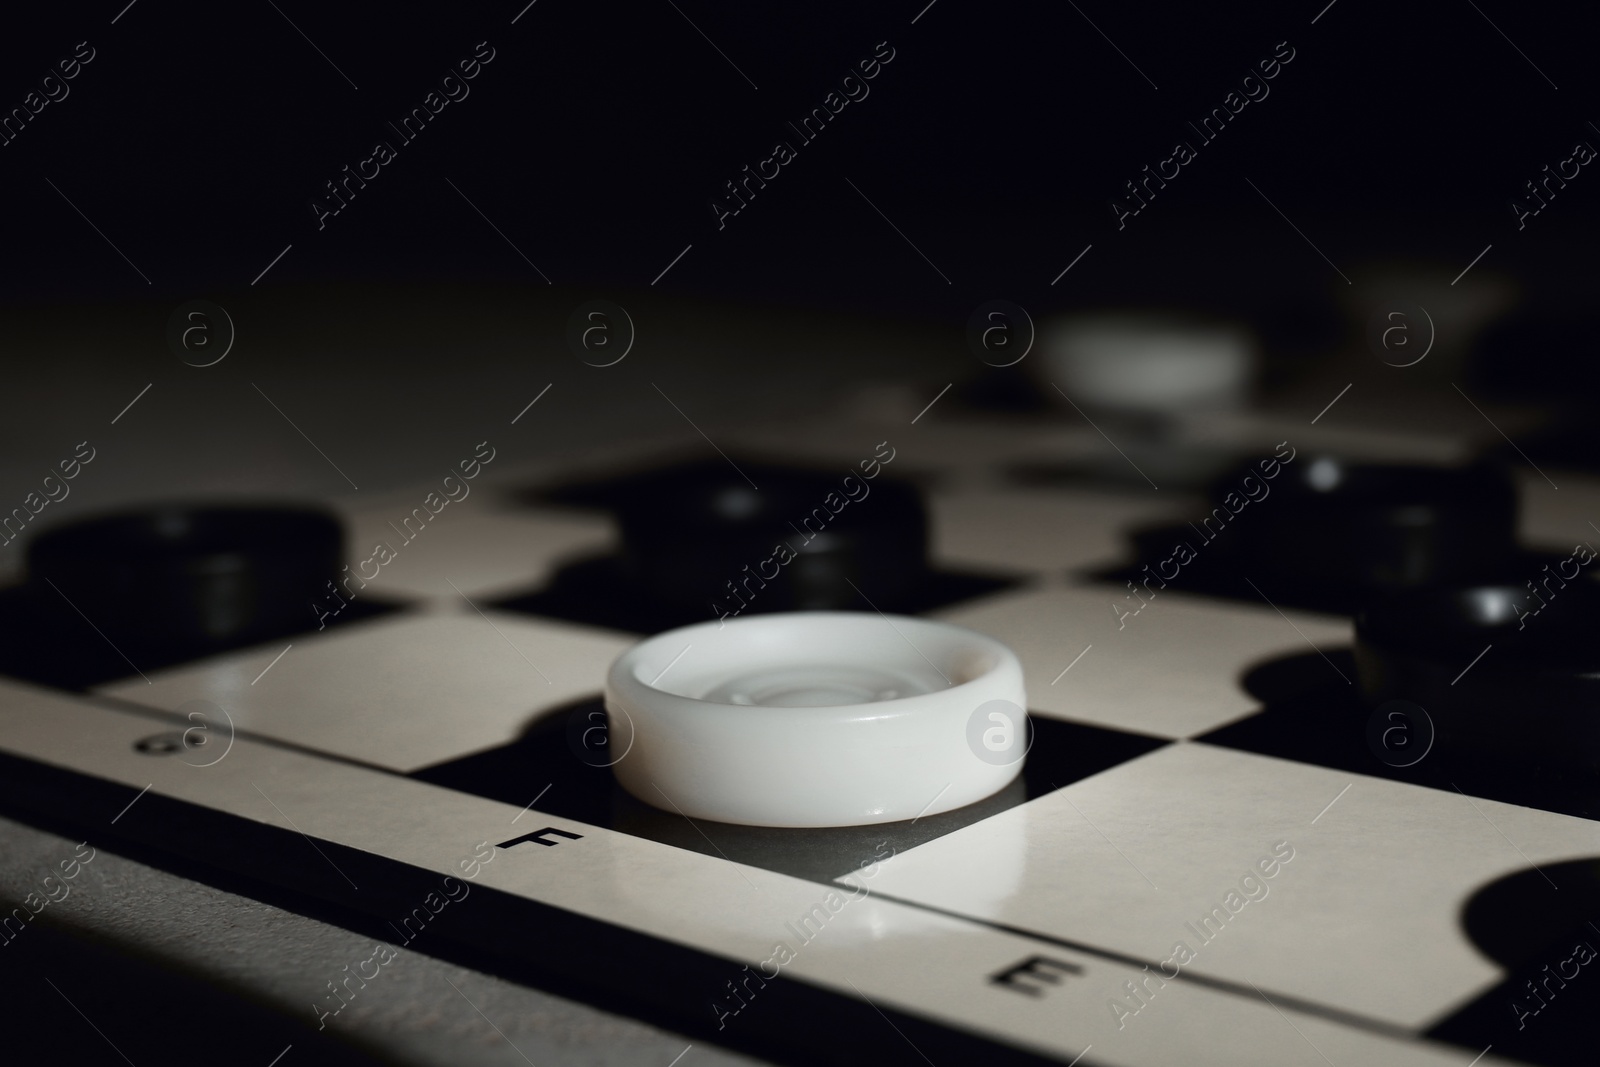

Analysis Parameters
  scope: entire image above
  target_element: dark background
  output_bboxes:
[0,0,1595,509]
[4,2,1596,312]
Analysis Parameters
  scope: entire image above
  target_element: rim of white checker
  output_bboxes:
[604,611,1027,828]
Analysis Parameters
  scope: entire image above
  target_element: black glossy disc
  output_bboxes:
[1223,456,1517,590]
[24,504,343,671]
[1123,455,1522,614]
[615,460,926,615]
[1354,578,1600,770]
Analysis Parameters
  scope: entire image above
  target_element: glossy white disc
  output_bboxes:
[604,611,1028,827]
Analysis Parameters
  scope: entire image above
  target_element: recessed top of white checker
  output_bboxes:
[96,612,633,771]
[932,583,1351,738]
[843,741,1599,1029]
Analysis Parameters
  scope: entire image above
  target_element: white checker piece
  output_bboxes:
[0,678,1517,1067]
[843,741,1594,1031]
[96,612,634,772]
[933,583,1351,739]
